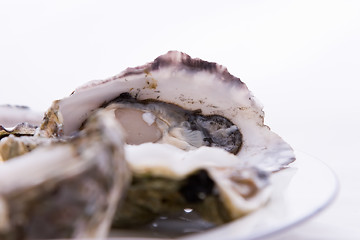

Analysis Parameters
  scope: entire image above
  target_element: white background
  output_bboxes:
[1,0,360,239]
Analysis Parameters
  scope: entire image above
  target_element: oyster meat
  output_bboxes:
[103,94,242,154]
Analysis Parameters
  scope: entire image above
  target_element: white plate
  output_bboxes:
[110,151,338,240]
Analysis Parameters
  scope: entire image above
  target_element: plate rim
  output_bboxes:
[179,150,339,240]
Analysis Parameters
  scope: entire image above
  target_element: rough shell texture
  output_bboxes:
[0,122,38,140]
[0,110,130,239]
[0,105,43,143]
[0,135,52,162]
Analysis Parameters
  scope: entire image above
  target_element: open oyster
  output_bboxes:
[40,51,295,228]
[51,51,295,170]
[0,104,65,162]
[0,109,130,239]
[0,105,45,162]
[0,105,42,129]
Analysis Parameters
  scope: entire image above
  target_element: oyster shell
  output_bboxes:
[40,51,295,229]
[0,105,42,129]
[0,123,37,140]
[113,143,270,227]
[0,105,45,162]
[0,103,65,162]
[0,135,52,162]
[50,51,295,172]
[0,109,130,239]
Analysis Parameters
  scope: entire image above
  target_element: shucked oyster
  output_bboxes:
[0,104,67,163]
[54,51,294,171]
[41,51,295,229]
[0,109,130,239]
[0,105,46,162]
[0,105,42,130]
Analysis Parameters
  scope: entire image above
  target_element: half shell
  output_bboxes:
[42,51,295,227]
[0,109,130,239]
[0,105,42,129]
[54,51,295,171]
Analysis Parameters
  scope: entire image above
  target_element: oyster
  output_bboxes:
[39,51,295,230]
[0,122,37,140]
[51,51,295,171]
[0,135,52,162]
[0,105,42,129]
[0,104,64,162]
[113,143,270,227]
[0,105,45,162]
[0,109,130,239]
